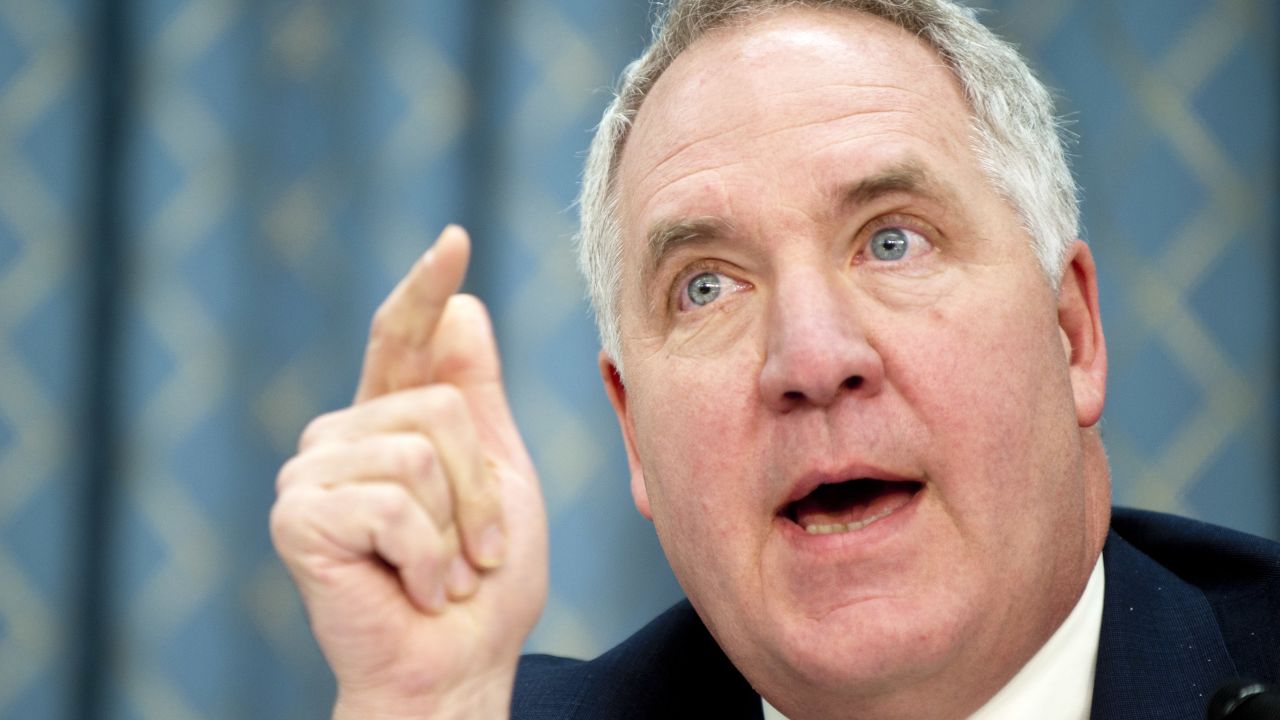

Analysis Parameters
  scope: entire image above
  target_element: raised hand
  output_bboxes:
[270,226,548,719]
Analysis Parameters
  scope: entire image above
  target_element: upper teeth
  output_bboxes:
[804,505,896,535]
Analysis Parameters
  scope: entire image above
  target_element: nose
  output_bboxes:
[758,268,884,412]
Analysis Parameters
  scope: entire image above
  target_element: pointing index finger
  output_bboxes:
[355,225,471,403]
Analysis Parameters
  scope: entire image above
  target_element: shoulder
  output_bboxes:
[513,600,761,719]
[1106,507,1280,678]
[1109,507,1280,595]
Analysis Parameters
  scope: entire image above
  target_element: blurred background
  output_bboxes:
[0,0,1274,717]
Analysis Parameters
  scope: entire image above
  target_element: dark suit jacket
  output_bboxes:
[513,508,1280,719]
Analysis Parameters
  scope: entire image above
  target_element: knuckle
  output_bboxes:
[268,492,306,547]
[298,412,338,452]
[268,499,290,539]
[371,484,413,525]
[445,293,495,334]
[275,456,303,494]
[369,302,391,333]
[450,293,491,323]
[369,302,401,341]
[425,383,467,422]
[389,434,437,479]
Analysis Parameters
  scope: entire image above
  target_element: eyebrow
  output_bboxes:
[837,159,957,212]
[643,217,734,284]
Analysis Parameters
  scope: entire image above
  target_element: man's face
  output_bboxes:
[603,7,1110,716]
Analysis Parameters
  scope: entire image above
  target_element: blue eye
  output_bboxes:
[686,272,722,306]
[870,227,909,261]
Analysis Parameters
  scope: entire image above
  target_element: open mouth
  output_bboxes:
[782,479,923,535]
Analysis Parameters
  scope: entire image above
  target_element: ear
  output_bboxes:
[600,353,653,520]
[1057,240,1107,428]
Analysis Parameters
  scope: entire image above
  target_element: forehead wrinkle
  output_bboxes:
[631,76,944,193]
[635,120,750,193]
[636,162,748,222]
[635,99,952,217]
[769,81,946,109]
[746,105,910,147]
[643,88,934,187]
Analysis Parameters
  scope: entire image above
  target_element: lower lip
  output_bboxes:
[773,484,925,553]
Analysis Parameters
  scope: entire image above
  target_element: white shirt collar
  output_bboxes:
[762,557,1106,720]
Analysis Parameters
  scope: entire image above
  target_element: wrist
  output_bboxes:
[333,665,516,720]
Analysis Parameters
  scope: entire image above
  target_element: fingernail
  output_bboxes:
[478,525,505,568]
[447,555,478,597]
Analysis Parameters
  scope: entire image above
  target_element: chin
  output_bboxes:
[760,595,968,698]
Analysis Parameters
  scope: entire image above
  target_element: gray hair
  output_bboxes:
[577,0,1079,369]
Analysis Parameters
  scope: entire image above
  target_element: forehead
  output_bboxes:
[616,7,979,250]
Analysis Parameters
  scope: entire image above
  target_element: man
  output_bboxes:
[270,1,1280,718]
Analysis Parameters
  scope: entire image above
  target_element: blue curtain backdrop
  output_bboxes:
[0,1,1274,718]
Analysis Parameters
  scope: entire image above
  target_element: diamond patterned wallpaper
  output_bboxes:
[0,1,1274,718]
[978,0,1278,536]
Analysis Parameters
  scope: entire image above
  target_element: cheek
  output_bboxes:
[629,350,765,535]
[903,289,1075,506]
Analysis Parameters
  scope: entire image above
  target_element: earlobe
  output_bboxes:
[600,353,653,520]
[1057,240,1107,428]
